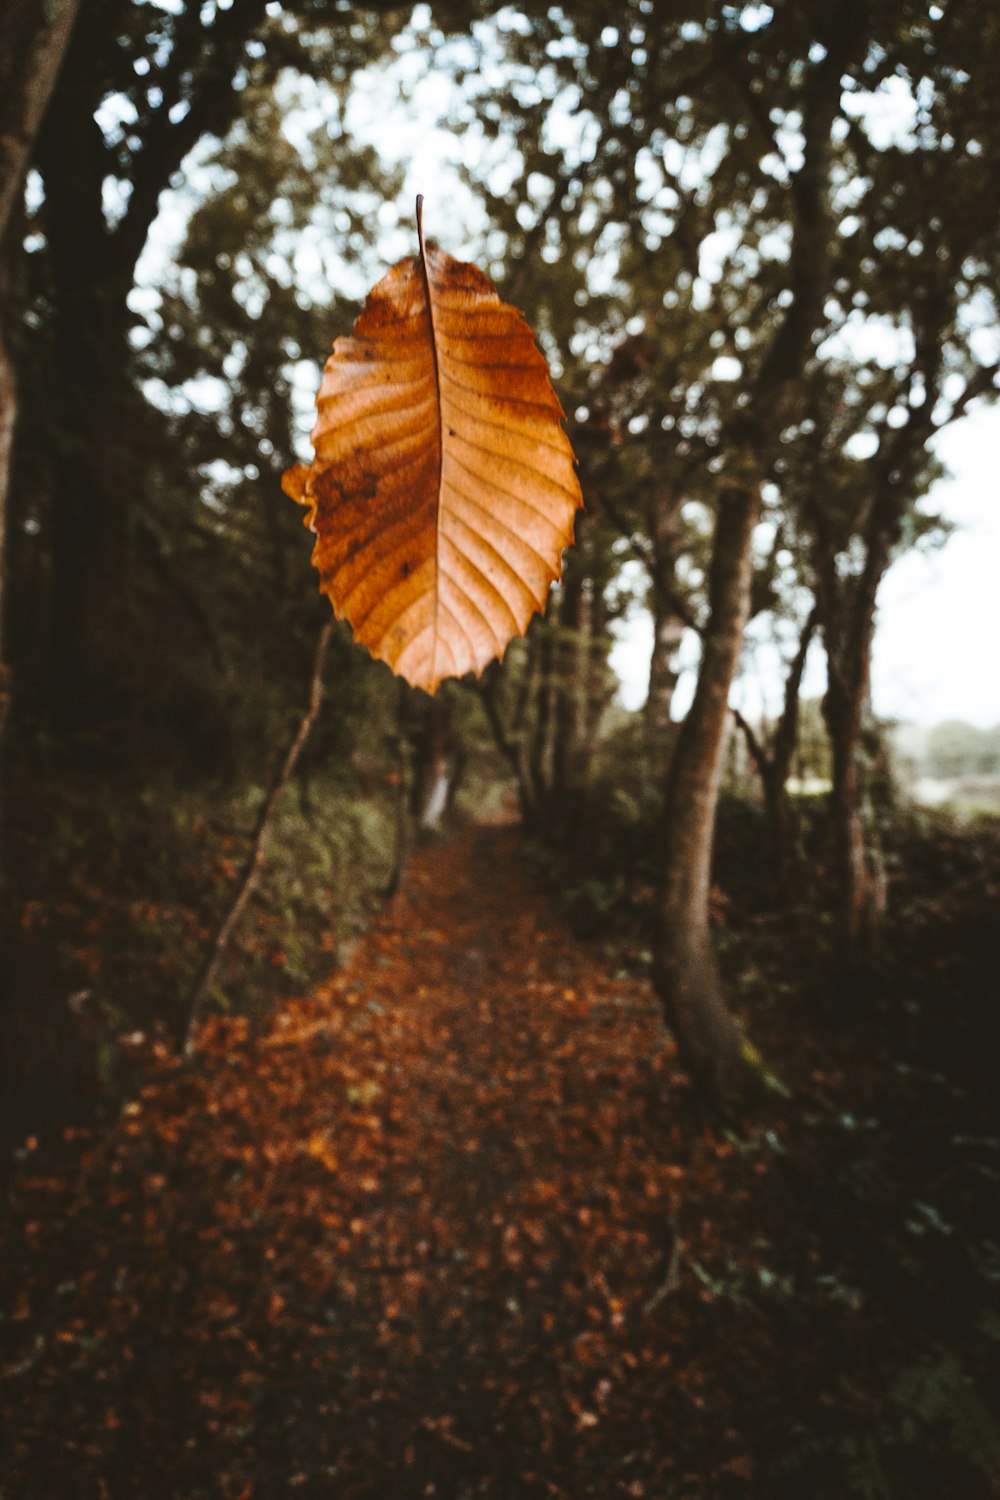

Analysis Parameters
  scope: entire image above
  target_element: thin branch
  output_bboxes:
[732,706,768,778]
[183,619,334,1058]
[772,603,819,780]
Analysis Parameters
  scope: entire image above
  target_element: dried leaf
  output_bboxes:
[284,199,583,693]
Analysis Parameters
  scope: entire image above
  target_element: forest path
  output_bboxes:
[3,823,763,1499]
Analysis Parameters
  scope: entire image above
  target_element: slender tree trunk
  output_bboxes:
[412,698,455,834]
[529,627,555,823]
[768,606,817,896]
[816,513,889,954]
[762,761,795,883]
[734,706,795,887]
[645,594,685,745]
[828,720,872,948]
[477,667,544,829]
[823,661,880,951]
[654,483,763,1112]
[733,606,817,898]
[383,680,413,899]
[550,564,585,828]
[644,498,686,745]
[580,576,607,757]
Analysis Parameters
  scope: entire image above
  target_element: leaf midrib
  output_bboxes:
[415,198,445,690]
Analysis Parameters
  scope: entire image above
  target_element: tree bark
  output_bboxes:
[645,592,685,745]
[411,697,456,834]
[529,626,556,825]
[36,79,132,729]
[0,319,14,753]
[733,709,792,883]
[813,482,898,953]
[644,492,686,746]
[477,664,545,829]
[824,689,876,950]
[822,590,884,952]
[654,482,761,1112]
[382,680,413,899]
[733,605,817,897]
[0,0,81,860]
[550,561,585,829]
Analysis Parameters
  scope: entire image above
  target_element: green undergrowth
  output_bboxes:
[2,764,397,1165]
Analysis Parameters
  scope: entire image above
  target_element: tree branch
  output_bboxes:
[773,604,818,780]
[732,705,768,778]
[183,619,334,1057]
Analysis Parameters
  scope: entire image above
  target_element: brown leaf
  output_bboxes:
[284,199,583,693]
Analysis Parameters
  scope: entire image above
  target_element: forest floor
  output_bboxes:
[3,817,999,1498]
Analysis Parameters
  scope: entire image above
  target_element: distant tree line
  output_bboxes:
[924,722,1000,781]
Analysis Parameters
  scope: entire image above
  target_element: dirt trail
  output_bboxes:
[2,825,764,1499]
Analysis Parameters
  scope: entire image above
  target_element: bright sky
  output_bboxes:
[871,407,1000,728]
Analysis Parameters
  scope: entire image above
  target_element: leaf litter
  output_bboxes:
[2,824,795,1497]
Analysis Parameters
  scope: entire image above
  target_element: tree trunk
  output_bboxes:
[412,698,456,834]
[823,667,880,951]
[735,704,795,891]
[768,606,817,896]
[653,483,762,1113]
[645,498,686,746]
[383,681,413,899]
[761,760,796,889]
[550,563,585,829]
[645,594,685,745]
[477,666,545,830]
[0,318,14,752]
[37,91,133,731]
[733,606,817,899]
[529,626,556,824]
[47,315,132,732]
[0,0,81,861]
[816,511,890,955]
[582,576,612,767]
